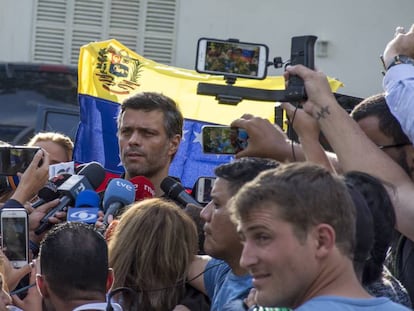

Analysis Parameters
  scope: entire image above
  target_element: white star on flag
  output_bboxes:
[193,130,203,145]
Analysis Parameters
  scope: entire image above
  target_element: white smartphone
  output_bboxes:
[1,208,29,268]
[194,177,216,204]
[195,38,269,79]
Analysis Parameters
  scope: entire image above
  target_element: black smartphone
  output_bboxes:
[202,125,248,154]
[195,38,269,79]
[0,146,40,175]
[1,208,29,268]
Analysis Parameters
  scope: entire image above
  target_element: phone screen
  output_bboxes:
[196,38,268,79]
[202,126,248,154]
[1,216,28,263]
[0,146,40,175]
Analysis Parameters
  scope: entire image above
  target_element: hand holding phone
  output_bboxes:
[11,149,49,205]
[1,208,29,268]
[0,146,42,176]
[202,125,248,154]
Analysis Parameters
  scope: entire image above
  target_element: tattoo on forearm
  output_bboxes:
[315,106,330,120]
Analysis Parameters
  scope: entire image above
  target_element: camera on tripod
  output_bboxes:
[195,35,317,104]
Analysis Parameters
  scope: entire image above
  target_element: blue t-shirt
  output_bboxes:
[204,258,252,311]
[295,296,411,310]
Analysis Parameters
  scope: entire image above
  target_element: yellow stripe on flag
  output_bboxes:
[78,39,343,125]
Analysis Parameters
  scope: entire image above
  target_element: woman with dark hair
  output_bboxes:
[345,171,411,308]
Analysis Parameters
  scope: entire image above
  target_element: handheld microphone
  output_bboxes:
[160,177,201,208]
[76,161,106,189]
[129,176,155,201]
[103,178,135,224]
[67,189,100,224]
[31,173,72,208]
[35,162,106,235]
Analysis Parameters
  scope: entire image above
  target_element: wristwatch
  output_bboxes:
[384,55,414,71]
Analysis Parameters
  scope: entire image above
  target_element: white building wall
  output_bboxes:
[1,0,413,98]
[0,0,34,61]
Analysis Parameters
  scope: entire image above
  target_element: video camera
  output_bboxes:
[195,35,317,105]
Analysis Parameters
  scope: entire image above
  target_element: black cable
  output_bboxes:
[9,283,36,296]
[287,104,299,162]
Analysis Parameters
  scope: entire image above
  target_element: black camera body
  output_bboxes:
[285,35,317,102]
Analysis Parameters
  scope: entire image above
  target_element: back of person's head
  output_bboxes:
[350,93,411,145]
[214,157,280,196]
[344,171,396,285]
[108,198,198,310]
[39,222,109,300]
[118,92,183,139]
[232,162,356,258]
[28,131,74,161]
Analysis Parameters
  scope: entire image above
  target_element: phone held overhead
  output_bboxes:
[196,38,269,80]
[0,146,41,175]
[195,35,317,105]
[202,125,248,154]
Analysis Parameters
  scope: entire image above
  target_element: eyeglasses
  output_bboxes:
[377,142,410,150]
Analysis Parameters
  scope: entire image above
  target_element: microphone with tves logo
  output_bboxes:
[129,176,155,201]
[160,177,201,208]
[103,178,135,224]
[67,189,100,224]
[35,162,106,235]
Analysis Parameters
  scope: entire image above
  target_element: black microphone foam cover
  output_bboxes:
[77,162,106,189]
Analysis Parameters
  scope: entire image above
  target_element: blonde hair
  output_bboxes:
[108,198,198,311]
[28,132,74,160]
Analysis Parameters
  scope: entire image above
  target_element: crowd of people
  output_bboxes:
[0,23,413,311]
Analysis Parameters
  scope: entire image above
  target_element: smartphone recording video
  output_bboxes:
[202,126,248,154]
[0,146,40,175]
[1,208,29,268]
[196,38,269,79]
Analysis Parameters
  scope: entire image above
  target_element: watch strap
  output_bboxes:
[385,55,414,71]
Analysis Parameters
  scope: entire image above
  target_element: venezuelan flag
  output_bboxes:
[74,39,342,188]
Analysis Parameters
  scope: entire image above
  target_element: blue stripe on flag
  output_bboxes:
[74,94,234,188]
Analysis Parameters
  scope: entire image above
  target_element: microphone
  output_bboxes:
[35,162,106,235]
[67,189,100,224]
[103,178,135,224]
[129,176,155,201]
[31,173,72,208]
[74,189,100,207]
[160,177,201,208]
[76,161,106,189]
